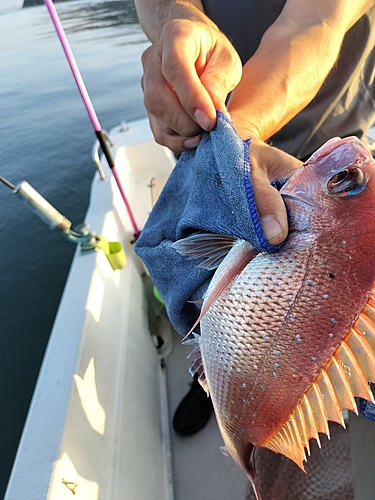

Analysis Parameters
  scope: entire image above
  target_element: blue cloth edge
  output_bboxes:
[216,111,283,252]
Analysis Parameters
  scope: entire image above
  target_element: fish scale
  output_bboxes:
[174,136,375,499]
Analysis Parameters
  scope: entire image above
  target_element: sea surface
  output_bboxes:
[0,1,148,494]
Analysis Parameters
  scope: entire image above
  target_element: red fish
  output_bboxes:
[174,136,375,499]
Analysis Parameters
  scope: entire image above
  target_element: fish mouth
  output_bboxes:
[279,171,320,209]
[282,194,318,235]
[281,193,319,209]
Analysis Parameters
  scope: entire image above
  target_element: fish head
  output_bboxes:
[280,136,375,233]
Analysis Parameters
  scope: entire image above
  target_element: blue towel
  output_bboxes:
[135,111,281,334]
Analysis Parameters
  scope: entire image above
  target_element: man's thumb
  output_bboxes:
[251,168,289,246]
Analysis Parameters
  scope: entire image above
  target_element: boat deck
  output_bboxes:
[165,322,251,500]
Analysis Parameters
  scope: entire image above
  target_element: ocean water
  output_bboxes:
[0,1,148,494]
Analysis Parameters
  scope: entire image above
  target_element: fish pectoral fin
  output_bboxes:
[264,292,375,470]
[184,333,209,394]
[183,239,258,338]
[172,233,239,270]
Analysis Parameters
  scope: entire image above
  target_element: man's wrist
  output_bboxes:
[135,0,215,42]
[226,108,262,141]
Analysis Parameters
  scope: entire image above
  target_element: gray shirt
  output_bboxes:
[202,0,375,159]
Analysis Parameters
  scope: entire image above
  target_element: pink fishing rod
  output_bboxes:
[44,0,140,237]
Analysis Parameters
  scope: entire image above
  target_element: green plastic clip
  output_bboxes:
[82,235,126,270]
[153,286,165,306]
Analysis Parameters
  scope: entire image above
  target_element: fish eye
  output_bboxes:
[327,165,365,195]
[330,170,348,184]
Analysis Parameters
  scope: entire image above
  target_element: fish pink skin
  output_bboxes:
[185,136,375,493]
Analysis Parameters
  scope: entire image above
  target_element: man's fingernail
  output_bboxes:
[183,136,201,149]
[260,215,283,243]
[194,109,213,131]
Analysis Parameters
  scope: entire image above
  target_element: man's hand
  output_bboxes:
[140,13,303,246]
[141,19,242,152]
[244,136,303,245]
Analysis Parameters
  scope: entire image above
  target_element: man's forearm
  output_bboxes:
[228,22,343,140]
[228,0,375,141]
[134,0,209,42]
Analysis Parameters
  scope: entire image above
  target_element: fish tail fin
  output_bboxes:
[242,443,263,500]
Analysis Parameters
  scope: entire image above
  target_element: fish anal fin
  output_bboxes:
[264,296,375,469]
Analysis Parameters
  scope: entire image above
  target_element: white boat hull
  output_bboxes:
[5,119,176,499]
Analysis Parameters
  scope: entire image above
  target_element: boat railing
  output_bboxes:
[91,131,116,180]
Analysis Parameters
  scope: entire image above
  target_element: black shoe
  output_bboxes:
[173,373,213,436]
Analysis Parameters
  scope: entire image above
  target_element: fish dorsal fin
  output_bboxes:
[263,292,375,470]
[172,233,238,270]
[183,238,258,338]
